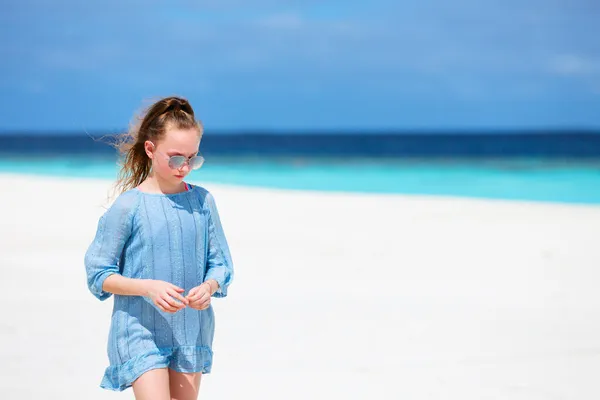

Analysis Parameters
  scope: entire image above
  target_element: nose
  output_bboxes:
[179,163,191,174]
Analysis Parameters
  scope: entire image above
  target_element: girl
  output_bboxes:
[84,96,234,399]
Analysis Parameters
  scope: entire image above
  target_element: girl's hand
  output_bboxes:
[143,280,189,313]
[185,283,212,310]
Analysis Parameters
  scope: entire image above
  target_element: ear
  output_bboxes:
[144,140,155,159]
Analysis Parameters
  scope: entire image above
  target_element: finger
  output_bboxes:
[198,291,211,303]
[168,289,189,306]
[186,287,199,298]
[155,301,167,312]
[170,284,185,293]
[157,299,176,313]
[187,291,203,302]
[189,299,205,309]
[187,295,200,303]
[197,298,211,310]
[161,295,182,310]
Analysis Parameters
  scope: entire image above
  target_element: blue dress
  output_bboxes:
[84,184,234,391]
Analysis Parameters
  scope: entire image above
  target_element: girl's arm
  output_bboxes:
[84,192,138,301]
[203,191,234,297]
[101,274,149,296]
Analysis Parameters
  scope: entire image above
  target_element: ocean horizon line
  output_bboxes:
[2,130,600,158]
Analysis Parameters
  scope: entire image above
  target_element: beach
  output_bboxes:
[1,172,600,399]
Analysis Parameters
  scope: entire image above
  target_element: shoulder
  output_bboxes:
[188,184,215,206]
[112,188,141,206]
[103,189,142,221]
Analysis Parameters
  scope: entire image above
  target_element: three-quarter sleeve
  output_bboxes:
[84,192,137,301]
[203,191,234,298]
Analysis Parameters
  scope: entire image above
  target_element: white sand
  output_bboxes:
[1,172,600,399]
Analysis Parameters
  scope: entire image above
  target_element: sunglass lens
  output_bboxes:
[190,156,205,170]
[168,156,187,169]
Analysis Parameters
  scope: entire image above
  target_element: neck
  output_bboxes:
[142,173,185,194]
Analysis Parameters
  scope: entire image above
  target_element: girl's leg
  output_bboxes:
[168,369,202,400]
[132,368,171,400]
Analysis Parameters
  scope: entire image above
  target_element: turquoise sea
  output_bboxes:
[1,155,600,205]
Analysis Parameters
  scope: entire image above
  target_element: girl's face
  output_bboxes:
[145,127,201,185]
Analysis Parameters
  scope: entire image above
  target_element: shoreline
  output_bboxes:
[1,171,599,209]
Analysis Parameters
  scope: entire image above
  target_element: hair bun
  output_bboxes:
[163,97,193,116]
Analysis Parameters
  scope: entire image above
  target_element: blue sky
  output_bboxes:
[0,0,599,132]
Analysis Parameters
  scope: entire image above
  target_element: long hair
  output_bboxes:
[113,96,203,194]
